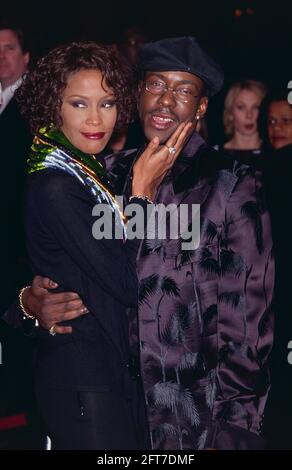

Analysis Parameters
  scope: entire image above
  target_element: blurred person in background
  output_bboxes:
[0,20,32,313]
[262,88,292,449]
[0,21,42,450]
[266,89,292,150]
[219,79,268,162]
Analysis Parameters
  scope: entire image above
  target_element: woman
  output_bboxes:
[16,41,190,450]
[220,79,268,161]
[266,89,292,150]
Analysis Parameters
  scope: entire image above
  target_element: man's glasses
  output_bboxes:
[144,80,199,103]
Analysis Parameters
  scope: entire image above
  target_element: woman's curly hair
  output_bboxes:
[16,41,137,133]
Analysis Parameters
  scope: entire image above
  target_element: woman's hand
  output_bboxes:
[132,121,193,200]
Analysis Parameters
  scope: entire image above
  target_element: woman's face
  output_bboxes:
[231,89,261,137]
[60,69,117,154]
[268,100,292,149]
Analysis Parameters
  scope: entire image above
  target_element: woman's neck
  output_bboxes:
[224,132,262,150]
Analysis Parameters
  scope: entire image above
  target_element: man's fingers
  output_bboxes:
[53,325,73,335]
[57,299,87,314]
[40,303,88,323]
[143,121,191,162]
[141,136,160,159]
[53,305,89,320]
[172,122,193,159]
[39,306,89,333]
[160,122,193,165]
[32,275,58,290]
[167,121,192,150]
[165,122,187,149]
[39,291,82,307]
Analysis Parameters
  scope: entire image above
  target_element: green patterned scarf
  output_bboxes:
[28,126,126,236]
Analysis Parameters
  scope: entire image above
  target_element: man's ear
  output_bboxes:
[196,97,208,120]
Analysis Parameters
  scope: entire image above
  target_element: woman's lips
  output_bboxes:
[272,135,287,142]
[81,132,105,140]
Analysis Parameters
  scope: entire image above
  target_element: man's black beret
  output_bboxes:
[138,36,224,96]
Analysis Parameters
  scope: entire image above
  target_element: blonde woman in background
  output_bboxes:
[222,80,268,158]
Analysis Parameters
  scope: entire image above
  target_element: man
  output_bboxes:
[5,37,274,450]
[0,23,30,111]
[0,22,41,449]
[0,22,32,314]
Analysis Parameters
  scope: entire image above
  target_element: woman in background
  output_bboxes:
[266,89,292,150]
[220,79,268,161]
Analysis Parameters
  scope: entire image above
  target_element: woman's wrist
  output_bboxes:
[131,182,155,201]
[129,194,154,204]
[19,286,39,326]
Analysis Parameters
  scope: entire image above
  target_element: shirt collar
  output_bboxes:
[0,76,23,114]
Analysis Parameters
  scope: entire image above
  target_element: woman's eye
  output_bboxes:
[283,117,292,125]
[102,100,116,109]
[71,101,86,108]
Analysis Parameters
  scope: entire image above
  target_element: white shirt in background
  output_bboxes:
[0,77,23,114]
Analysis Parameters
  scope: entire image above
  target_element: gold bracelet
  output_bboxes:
[129,194,154,204]
[19,286,35,320]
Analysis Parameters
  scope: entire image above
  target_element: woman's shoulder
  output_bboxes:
[26,169,89,204]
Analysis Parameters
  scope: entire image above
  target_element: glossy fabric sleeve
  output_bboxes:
[212,169,275,448]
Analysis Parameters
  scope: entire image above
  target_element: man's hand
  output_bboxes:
[22,275,88,334]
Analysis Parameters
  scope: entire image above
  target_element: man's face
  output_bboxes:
[0,29,29,89]
[138,70,208,143]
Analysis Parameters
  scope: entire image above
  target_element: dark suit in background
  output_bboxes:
[0,96,42,448]
[0,96,32,312]
[264,144,292,449]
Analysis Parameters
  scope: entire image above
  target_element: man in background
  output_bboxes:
[0,22,43,449]
[0,21,32,313]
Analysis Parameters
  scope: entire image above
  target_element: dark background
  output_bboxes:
[2,0,292,143]
[2,0,291,81]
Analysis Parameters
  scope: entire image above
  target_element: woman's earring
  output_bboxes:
[195,115,200,120]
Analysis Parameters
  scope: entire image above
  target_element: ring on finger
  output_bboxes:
[165,145,176,155]
[49,325,57,336]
